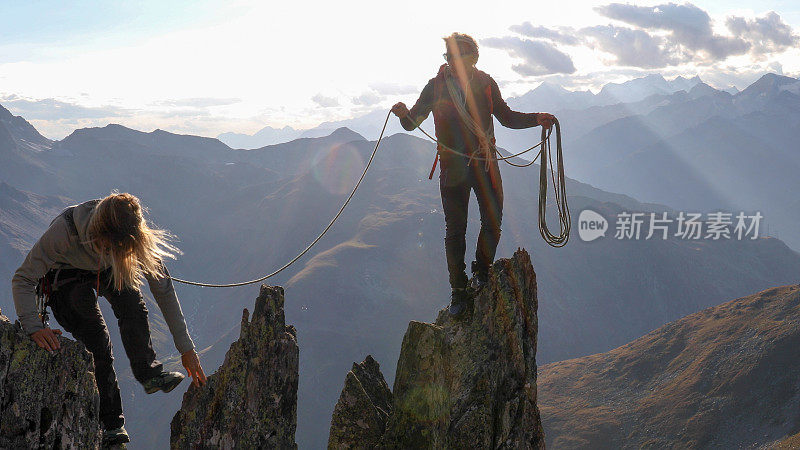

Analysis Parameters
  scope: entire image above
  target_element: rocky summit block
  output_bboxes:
[170,285,299,449]
[0,313,101,449]
[328,248,545,449]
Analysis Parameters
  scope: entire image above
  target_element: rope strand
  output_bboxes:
[170,111,392,287]
[170,109,570,287]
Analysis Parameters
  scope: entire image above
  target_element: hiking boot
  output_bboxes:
[102,426,130,446]
[448,287,470,317]
[143,371,185,394]
[471,261,489,291]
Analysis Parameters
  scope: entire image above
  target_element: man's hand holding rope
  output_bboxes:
[537,112,556,130]
[391,102,409,119]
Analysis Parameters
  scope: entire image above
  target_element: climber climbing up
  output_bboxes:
[392,32,555,316]
[11,192,207,447]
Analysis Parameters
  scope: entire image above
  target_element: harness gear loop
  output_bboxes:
[428,151,439,180]
[35,273,52,328]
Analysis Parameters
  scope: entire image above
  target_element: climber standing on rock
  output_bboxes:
[392,32,555,316]
[11,192,207,447]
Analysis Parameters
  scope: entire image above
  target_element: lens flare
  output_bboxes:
[311,142,365,196]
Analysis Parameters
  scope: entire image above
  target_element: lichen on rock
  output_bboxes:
[170,285,299,449]
[328,248,544,449]
[0,314,101,449]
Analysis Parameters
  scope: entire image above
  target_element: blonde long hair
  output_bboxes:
[87,192,181,291]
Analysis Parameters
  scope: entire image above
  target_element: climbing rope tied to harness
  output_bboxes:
[170,109,570,288]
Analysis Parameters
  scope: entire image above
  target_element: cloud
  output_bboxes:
[726,12,799,57]
[311,93,339,108]
[481,37,576,76]
[351,90,383,106]
[155,97,242,108]
[581,25,678,68]
[368,82,417,96]
[596,2,750,61]
[0,95,130,120]
[509,22,581,46]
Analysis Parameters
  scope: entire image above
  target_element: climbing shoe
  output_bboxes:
[471,261,489,292]
[143,371,185,394]
[102,426,130,446]
[448,287,470,317]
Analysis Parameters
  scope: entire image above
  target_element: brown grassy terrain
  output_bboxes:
[539,284,800,449]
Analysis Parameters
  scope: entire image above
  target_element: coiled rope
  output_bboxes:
[170,110,570,287]
[406,117,570,247]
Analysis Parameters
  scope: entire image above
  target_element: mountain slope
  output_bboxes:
[539,284,800,449]
[2,102,799,448]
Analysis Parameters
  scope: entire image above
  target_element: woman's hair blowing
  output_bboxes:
[87,192,180,291]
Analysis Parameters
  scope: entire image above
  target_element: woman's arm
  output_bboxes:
[12,218,70,336]
[145,264,195,355]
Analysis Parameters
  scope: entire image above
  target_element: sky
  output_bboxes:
[1,0,798,140]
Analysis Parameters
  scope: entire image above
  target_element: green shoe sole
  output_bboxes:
[144,372,185,394]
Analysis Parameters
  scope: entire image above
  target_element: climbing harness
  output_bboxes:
[35,274,52,328]
[169,101,571,288]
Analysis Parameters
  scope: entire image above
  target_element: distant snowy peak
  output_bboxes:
[218,125,303,149]
[739,73,800,97]
[509,74,704,112]
[687,82,726,100]
[596,74,703,105]
[509,81,595,112]
[669,75,703,93]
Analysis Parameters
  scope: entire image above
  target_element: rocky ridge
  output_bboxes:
[0,313,101,448]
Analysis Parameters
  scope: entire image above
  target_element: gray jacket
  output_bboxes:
[12,200,195,354]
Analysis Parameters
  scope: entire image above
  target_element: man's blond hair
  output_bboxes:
[443,32,479,61]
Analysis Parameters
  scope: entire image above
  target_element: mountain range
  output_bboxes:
[539,283,800,448]
[1,72,798,448]
[218,74,712,149]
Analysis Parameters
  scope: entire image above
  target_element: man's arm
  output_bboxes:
[398,78,435,131]
[145,264,195,355]
[489,76,541,129]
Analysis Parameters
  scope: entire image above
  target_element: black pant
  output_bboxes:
[439,160,504,289]
[48,269,163,430]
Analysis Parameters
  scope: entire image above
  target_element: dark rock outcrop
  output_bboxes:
[170,285,299,449]
[328,355,393,448]
[328,249,544,449]
[0,313,101,448]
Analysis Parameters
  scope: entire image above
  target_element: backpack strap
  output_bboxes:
[57,198,101,238]
[63,207,78,237]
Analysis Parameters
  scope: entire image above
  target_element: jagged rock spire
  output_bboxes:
[328,249,544,449]
[170,285,299,449]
